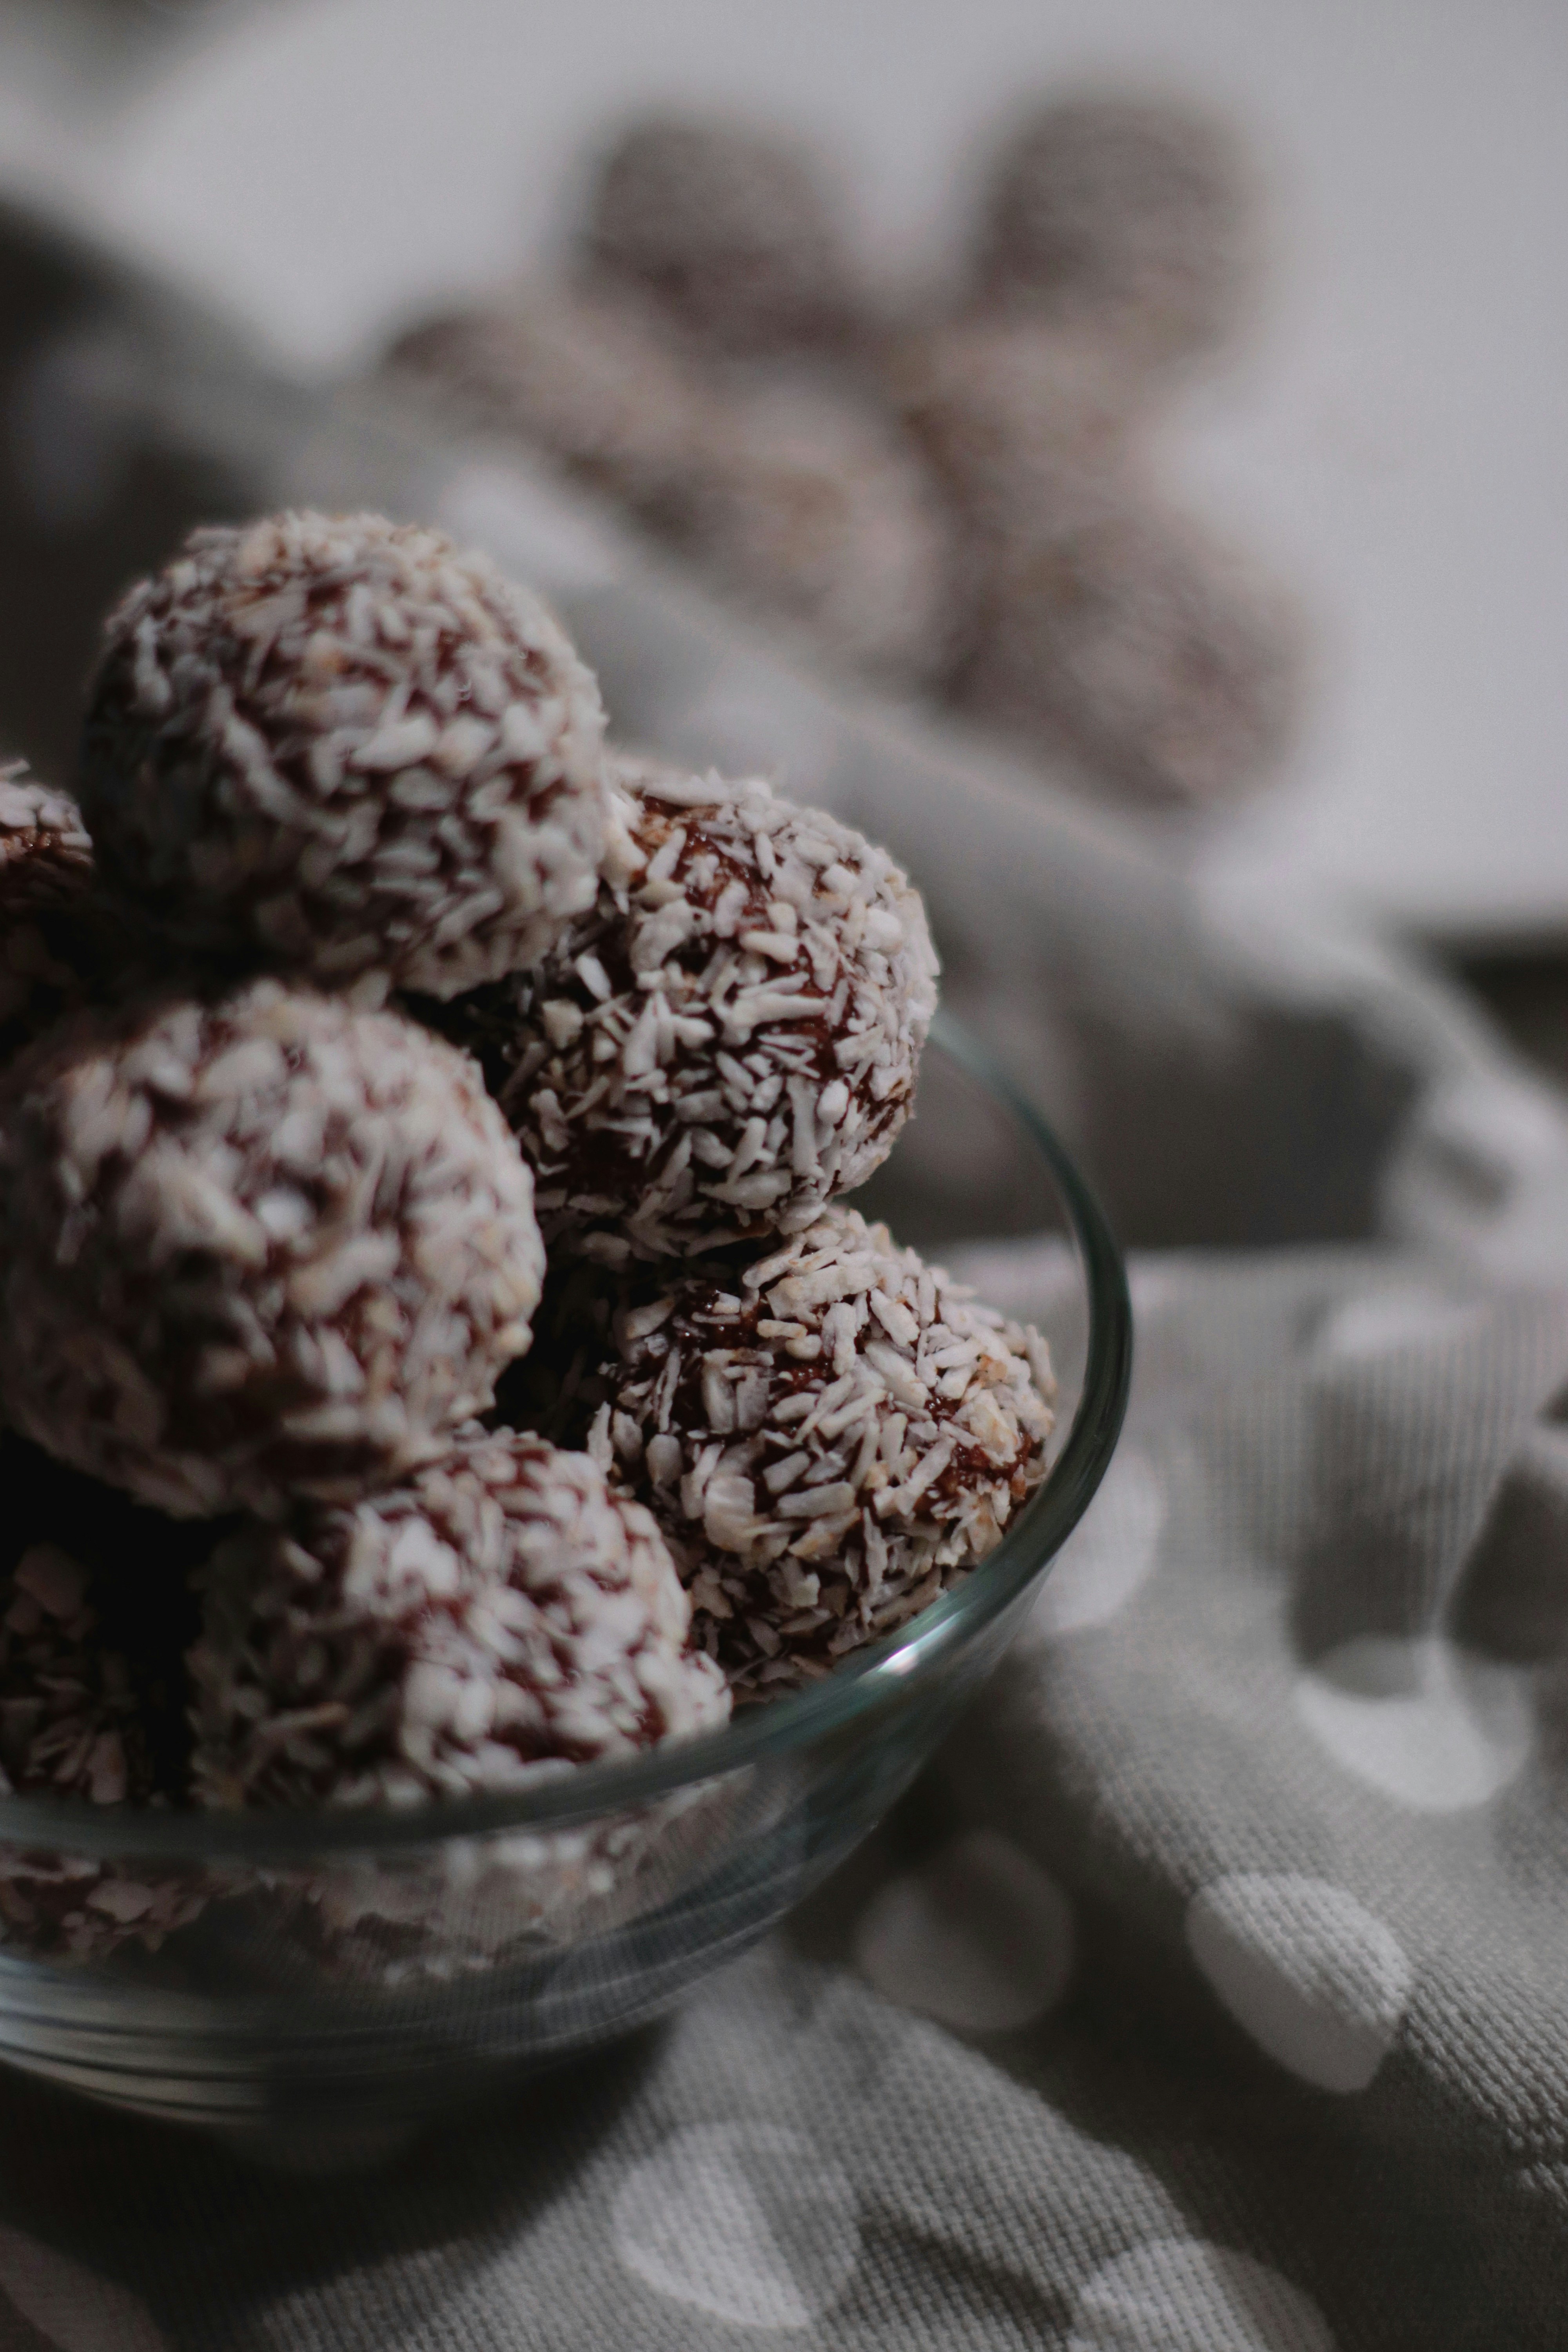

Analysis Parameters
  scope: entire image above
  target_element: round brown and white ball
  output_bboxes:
[0,978,545,1519]
[77,511,611,1000]
[951,473,1300,806]
[971,96,1255,364]
[189,1429,728,1808]
[579,115,857,357]
[432,762,939,1262]
[189,1430,731,1974]
[586,1205,1056,1696]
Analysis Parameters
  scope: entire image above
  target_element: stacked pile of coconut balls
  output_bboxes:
[0,512,1054,1964]
[390,98,1299,811]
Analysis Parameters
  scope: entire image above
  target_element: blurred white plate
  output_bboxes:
[4,0,1566,947]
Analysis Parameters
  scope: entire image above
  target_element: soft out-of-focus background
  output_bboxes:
[1,0,1566,988]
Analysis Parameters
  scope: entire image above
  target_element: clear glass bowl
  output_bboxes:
[0,1016,1130,2147]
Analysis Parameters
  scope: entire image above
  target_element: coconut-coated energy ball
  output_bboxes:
[77,512,611,1000]
[579,116,858,356]
[0,978,545,1520]
[188,1429,730,1810]
[953,475,1299,806]
[972,96,1254,363]
[388,290,711,528]
[669,382,953,681]
[430,760,939,1263]
[0,1430,212,1962]
[587,1205,1056,1696]
[0,761,144,1071]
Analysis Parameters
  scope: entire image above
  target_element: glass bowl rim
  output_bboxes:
[0,1012,1131,1864]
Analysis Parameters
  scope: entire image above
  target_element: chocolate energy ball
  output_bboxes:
[952,476,1300,806]
[0,1431,212,1964]
[189,1428,728,1809]
[387,290,712,528]
[579,116,858,357]
[588,1205,1056,1696]
[189,1430,731,1975]
[78,512,610,1000]
[0,977,545,1520]
[431,761,939,1263]
[0,761,143,1070]
[670,382,953,681]
[972,96,1255,364]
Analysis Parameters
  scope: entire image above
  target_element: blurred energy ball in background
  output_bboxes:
[0,0,1564,943]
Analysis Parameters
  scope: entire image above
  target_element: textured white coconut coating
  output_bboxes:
[188,1430,730,1810]
[588,1205,1056,1696]
[430,761,939,1262]
[0,977,545,1520]
[77,512,611,999]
